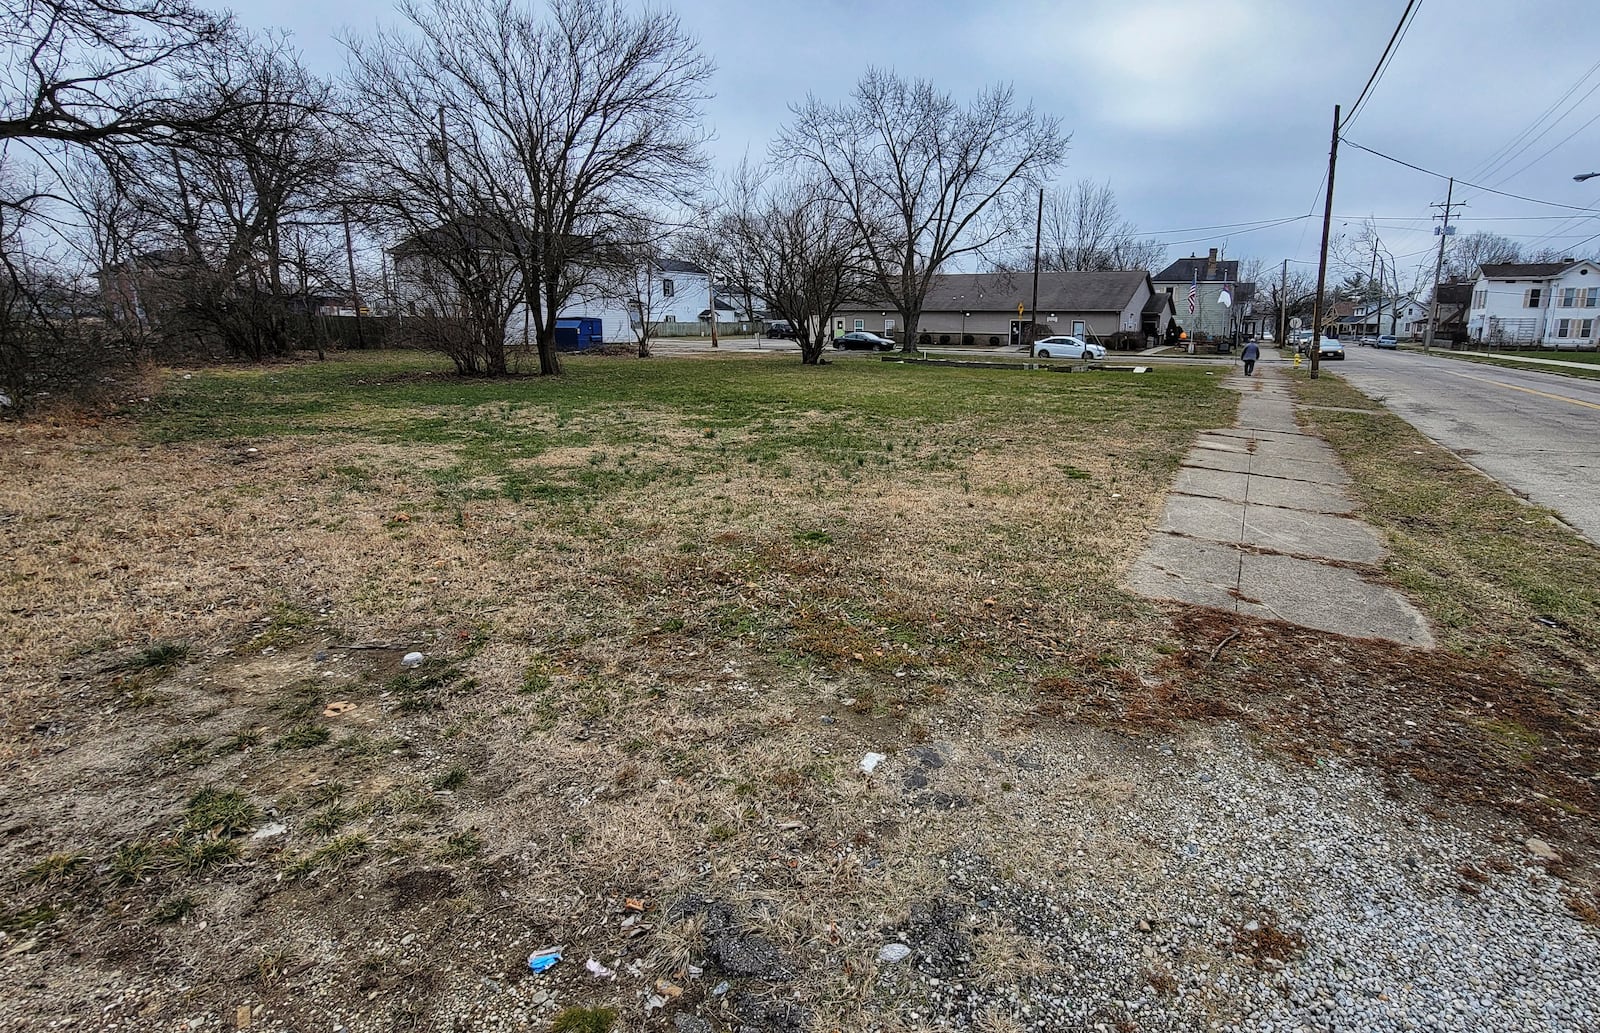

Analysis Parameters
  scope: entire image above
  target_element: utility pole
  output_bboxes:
[1310,104,1340,379]
[1423,178,1462,353]
[1029,187,1043,349]
[344,205,366,349]
[709,279,718,348]
[437,106,455,210]
[1278,258,1288,346]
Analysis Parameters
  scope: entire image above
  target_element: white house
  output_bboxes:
[1347,297,1427,337]
[1468,260,1600,348]
[557,257,712,342]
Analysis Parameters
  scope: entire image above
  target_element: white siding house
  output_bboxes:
[1469,260,1600,347]
[554,257,710,343]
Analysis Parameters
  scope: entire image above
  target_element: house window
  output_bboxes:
[1583,320,1595,338]
[1563,288,1578,307]
[1557,319,1572,338]
[664,314,676,324]
[1586,288,1598,308]
[853,319,864,330]
[1472,289,1486,309]
[662,278,675,298]
[1525,288,1542,308]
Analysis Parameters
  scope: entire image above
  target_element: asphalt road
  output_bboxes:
[1328,346,1600,543]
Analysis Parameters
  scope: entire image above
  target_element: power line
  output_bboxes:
[1340,137,1600,213]
[1468,57,1600,184]
[1342,0,1424,131]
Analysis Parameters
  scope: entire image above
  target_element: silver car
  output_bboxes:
[1031,335,1106,360]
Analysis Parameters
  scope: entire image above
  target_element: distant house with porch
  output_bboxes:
[1152,249,1257,340]
[834,269,1174,348]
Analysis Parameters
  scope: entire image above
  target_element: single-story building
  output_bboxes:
[834,269,1175,348]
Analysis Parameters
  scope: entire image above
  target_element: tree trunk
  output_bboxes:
[636,335,651,358]
[899,306,920,352]
[800,334,827,365]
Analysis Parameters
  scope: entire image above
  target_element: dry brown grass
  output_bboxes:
[0,351,1224,1029]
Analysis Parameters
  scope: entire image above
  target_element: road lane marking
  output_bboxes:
[1440,369,1600,411]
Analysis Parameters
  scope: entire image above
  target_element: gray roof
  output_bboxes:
[1479,261,1583,278]
[908,270,1151,314]
[1154,255,1240,283]
[658,257,707,274]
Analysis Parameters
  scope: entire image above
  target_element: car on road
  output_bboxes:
[1288,329,1314,350]
[1030,335,1106,360]
[833,330,893,351]
[1375,335,1398,349]
[1359,335,1378,346]
[1317,336,1345,360]
[763,320,798,340]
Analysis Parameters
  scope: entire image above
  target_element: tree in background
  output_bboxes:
[715,165,869,366]
[1035,179,1166,272]
[1442,231,1522,282]
[344,0,712,376]
[779,70,1067,352]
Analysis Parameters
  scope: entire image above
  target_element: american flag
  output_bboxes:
[1187,271,1198,315]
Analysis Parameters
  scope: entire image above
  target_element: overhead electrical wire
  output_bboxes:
[1467,56,1600,184]
[1339,138,1600,213]
[1341,0,1425,132]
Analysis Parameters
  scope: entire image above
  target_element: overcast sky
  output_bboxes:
[238,0,1600,289]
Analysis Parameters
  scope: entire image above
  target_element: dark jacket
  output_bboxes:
[1241,342,1260,360]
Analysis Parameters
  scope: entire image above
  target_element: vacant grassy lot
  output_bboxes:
[5,352,1599,1032]
[2,351,1232,1029]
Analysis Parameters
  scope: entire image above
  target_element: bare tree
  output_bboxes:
[344,0,713,376]
[1029,179,1166,272]
[716,166,868,366]
[2,0,233,147]
[779,69,1067,352]
[1443,231,1521,281]
[121,34,345,359]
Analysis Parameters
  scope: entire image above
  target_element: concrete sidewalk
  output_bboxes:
[1125,370,1434,647]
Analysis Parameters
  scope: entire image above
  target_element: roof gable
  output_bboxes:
[1154,255,1240,283]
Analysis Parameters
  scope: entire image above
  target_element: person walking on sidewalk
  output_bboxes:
[1241,339,1260,376]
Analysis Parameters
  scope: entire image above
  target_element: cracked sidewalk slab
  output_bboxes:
[1125,369,1434,648]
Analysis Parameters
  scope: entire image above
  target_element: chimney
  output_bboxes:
[1206,248,1218,279]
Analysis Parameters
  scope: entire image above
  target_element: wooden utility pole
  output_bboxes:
[1423,178,1458,353]
[344,205,366,349]
[708,280,718,348]
[1278,258,1288,346]
[1310,104,1340,379]
[1029,187,1043,348]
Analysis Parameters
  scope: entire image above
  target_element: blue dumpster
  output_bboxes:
[555,317,603,352]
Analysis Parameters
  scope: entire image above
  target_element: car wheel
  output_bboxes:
[1037,349,1051,358]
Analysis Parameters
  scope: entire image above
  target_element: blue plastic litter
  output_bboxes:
[528,946,563,973]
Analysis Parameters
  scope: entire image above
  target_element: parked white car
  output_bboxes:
[1031,335,1105,360]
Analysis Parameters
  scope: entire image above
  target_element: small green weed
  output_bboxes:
[793,528,834,547]
[108,841,158,885]
[128,641,190,671]
[24,853,87,886]
[550,1006,618,1033]
[215,727,263,753]
[431,765,469,791]
[285,834,369,878]
[274,723,332,750]
[184,787,261,837]
[304,806,351,836]
[151,894,198,924]
[168,834,241,873]
[438,830,483,861]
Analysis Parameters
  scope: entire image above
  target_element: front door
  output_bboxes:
[1072,320,1086,336]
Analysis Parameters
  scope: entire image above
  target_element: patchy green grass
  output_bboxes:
[1292,372,1600,671]
[285,834,370,879]
[273,724,332,750]
[183,787,261,837]
[126,641,190,671]
[549,1006,618,1033]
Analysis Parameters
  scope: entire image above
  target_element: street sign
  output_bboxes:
[1290,317,1302,329]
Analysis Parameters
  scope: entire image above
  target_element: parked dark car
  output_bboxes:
[832,331,894,351]
[763,320,798,340]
